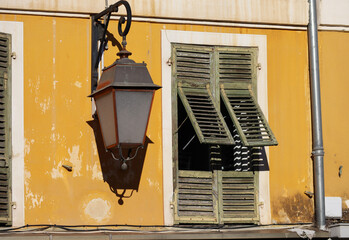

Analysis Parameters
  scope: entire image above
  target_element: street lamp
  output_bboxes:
[90,0,161,170]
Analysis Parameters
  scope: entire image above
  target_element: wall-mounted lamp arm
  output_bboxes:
[94,12,111,70]
[91,0,132,92]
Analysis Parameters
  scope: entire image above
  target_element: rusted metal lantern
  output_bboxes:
[90,50,160,150]
[90,0,161,169]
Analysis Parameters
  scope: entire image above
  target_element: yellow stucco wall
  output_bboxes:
[1,13,348,225]
[319,31,349,220]
[0,14,164,225]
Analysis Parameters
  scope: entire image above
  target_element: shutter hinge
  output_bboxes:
[11,52,16,60]
[11,202,17,209]
[257,63,262,70]
[166,57,172,66]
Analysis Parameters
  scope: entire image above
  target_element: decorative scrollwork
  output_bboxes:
[92,0,133,87]
[117,1,132,37]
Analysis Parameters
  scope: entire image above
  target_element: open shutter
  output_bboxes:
[218,48,277,147]
[174,45,234,145]
[0,33,11,225]
[178,85,234,145]
[221,88,277,146]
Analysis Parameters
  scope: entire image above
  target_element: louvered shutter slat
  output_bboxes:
[219,52,252,83]
[0,33,11,225]
[175,46,234,145]
[221,172,258,222]
[221,88,277,146]
[218,48,277,147]
[175,170,218,223]
[176,48,211,83]
[178,86,234,145]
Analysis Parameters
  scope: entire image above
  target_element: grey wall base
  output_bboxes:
[330,223,349,238]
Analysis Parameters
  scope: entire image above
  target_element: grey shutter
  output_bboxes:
[174,170,218,224]
[218,49,277,147]
[0,33,11,225]
[174,45,234,145]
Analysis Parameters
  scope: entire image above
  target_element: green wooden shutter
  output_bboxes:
[221,88,277,146]
[178,85,234,145]
[174,45,211,85]
[0,33,11,225]
[218,48,277,147]
[219,171,258,223]
[174,45,234,145]
[174,170,218,224]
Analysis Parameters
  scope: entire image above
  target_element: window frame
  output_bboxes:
[172,44,267,224]
[0,21,24,227]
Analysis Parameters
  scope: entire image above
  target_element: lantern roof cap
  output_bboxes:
[89,55,161,97]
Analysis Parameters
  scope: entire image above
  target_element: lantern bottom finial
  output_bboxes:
[107,145,144,170]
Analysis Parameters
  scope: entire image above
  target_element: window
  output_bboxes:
[0,32,12,225]
[172,44,277,224]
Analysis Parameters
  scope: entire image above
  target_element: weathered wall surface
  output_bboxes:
[1,0,308,25]
[267,29,313,223]
[1,4,349,224]
[319,31,349,220]
[0,14,164,225]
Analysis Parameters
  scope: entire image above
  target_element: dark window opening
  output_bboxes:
[177,96,210,171]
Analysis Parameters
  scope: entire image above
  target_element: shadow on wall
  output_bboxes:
[87,118,152,205]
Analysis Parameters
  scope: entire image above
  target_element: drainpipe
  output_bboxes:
[308,0,326,230]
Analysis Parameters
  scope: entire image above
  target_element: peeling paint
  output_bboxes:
[272,193,314,223]
[32,76,41,104]
[147,178,160,191]
[67,145,83,177]
[39,97,51,114]
[84,198,111,222]
[53,79,58,89]
[26,190,44,209]
[24,169,31,188]
[74,81,82,88]
[345,200,349,208]
[277,209,291,223]
[92,142,97,156]
[50,132,57,142]
[24,139,34,156]
[50,160,63,179]
[91,163,103,180]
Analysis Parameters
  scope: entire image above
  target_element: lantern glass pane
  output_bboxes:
[95,92,117,148]
[115,90,154,145]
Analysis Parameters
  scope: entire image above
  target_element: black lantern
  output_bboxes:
[90,1,161,169]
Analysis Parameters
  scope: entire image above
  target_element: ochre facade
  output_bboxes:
[0,5,348,225]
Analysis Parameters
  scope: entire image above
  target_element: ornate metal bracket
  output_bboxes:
[91,0,132,92]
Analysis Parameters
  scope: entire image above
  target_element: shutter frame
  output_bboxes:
[0,32,12,225]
